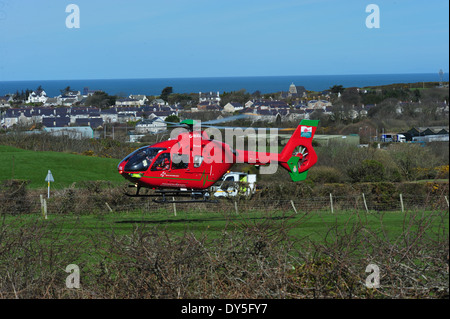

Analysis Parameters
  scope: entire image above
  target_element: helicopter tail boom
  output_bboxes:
[233,119,319,182]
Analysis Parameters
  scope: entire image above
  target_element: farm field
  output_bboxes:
[4,208,448,244]
[0,145,124,189]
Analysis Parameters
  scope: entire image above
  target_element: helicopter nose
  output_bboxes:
[118,162,125,174]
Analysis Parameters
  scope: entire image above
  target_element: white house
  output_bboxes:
[135,118,167,134]
[116,98,141,107]
[223,102,243,113]
[129,95,149,106]
[27,89,48,104]
[0,96,11,108]
[199,91,221,104]
[307,100,332,109]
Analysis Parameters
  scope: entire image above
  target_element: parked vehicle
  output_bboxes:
[210,172,257,198]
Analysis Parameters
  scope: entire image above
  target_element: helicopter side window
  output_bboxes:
[193,155,203,168]
[151,153,171,171]
[122,147,166,172]
[171,154,189,170]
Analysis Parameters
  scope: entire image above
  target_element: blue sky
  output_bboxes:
[0,0,448,81]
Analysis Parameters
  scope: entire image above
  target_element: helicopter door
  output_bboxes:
[171,153,189,170]
[151,153,171,171]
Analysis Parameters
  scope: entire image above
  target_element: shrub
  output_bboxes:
[309,166,345,184]
[348,160,385,183]
[0,180,31,214]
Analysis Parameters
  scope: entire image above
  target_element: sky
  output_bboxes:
[0,0,448,81]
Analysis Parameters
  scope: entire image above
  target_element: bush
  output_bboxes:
[348,160,385,183]
[309,166,345,184]
[0,180,31,214]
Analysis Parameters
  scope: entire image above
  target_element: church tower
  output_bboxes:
[289,83,297,95]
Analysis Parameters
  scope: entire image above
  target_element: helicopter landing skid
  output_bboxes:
[152,189,217,204]
[124,185,217,204]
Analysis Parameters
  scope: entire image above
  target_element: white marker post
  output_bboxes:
[45,170,54,198]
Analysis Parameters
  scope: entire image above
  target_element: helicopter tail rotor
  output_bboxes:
[279,119,319,182]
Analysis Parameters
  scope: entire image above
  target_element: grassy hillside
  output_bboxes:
[0,145,125,189]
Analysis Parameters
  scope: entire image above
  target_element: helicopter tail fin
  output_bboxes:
[279,119,319,182]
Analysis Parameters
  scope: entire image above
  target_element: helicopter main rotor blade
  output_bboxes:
[202,113,260,125]
[150,115,297,133]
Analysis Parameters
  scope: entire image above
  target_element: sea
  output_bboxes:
[0,73,448,98]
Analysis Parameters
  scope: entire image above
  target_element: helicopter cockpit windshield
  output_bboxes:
[121,147,166,172]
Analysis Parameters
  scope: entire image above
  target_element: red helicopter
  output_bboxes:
[118,118,319,203]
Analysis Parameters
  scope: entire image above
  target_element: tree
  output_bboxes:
[220,89,251,107]
[85,91,117,108]
[165,115,180,123]
[167,93,196,107]
[60,86,72,95]
[412,89,421,102]
[330,85,345,94]
[160,87,173,102]
[341,87,361,106]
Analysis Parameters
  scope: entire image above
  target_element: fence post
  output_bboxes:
[400,194,404,213]
[362,193,369,213]
[234,201,239,215]
[105,202,113,213]
[40,195,47,220]
[330,193,334,214]
[172,197,177,216]
[290,200,298,214]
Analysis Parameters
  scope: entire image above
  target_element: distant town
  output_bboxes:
[0,81,448,144]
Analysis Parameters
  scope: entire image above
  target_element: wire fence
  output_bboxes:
[1,189,448,218]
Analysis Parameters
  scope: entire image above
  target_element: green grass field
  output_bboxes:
[6,208,448,247]
[0,145,124,189]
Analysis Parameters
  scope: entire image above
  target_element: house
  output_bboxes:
[3,109,20,128]
[116,98,140,107]
[129,95,149,106]
[148,111,176,121]
[82,87,102,97]
[70,107,90,124]
[223,102,243,113]
[206,104,221,111]
[42,117,71,128]
[59,97,78,106]
[293,102,307,109]
[32,107,56,122]
[44,98,59,106]
[0,96,11,108]
[151,99,167,106]
[75,118,104,129]
[3,108,34,127]
[135,118,167,134]
[100,107,119,123]
[307,100,332,109]
[27,89,48,104]
[116,107,143,123]
[252,100,289,110]
[199,91,220,104]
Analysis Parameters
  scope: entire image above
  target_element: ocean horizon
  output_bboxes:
[0,73,448,98]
